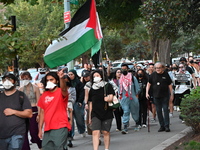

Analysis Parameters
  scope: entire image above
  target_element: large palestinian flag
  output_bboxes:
[44,0,102,68]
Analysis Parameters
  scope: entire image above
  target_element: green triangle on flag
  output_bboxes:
[70,0,78,5]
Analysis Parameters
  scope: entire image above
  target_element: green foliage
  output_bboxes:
[181,87,200,133]
[123,19,151,60]
[1,0,64,68]
[184,140,200,150]
[102,29,125,61]
[140,0,188,40]
[97,0,142,29]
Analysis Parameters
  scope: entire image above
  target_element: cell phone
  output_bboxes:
[58,66,68,78]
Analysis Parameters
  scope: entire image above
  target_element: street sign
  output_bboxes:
[64,11,71,23]
[70,0,78,5]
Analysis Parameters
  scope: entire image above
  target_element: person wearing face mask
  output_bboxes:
[88,70,115,150]
[37,71,71,150]
[18,71,42,150]
[68,70,86,138]
[135,69,148,128]
[119,63,140,134]
[173,64,192,113]
[0,73,32,150]
[188,56,199,87]
[179,57,196,89]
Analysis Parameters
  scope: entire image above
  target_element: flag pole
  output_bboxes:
[64,0,74,70]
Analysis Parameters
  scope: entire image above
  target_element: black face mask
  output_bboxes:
[122,70,128,75]
[138,74,143,77]
[190,60,194,64]
[172,67,178,70]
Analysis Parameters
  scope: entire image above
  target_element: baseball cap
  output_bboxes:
[2,73,17,82]
[81,70,90,77]
[179,57,187,62]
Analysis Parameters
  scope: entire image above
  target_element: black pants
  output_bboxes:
[174,89,190,106]
[113,107,123,130]
[137,99,147,125]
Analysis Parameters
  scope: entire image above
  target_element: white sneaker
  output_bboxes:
[169,113,173,117]
[177,106,180,112]
[137,125,142,129]
[142,124,147,128]
[174,106,177,111]
[151,118,156,123]
[81,132,86,137]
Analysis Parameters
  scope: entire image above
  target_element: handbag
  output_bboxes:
[105,83,120,109]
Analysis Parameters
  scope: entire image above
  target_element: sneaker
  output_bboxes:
[174,106,177,111]
[121,125,128,134]
[177,106,180,112]
[116,129,121,132]
[165,127,170,132]
[151,118,156,123]
[68,140,73,147]
[134,125,141,131]
[142,124,147,128]
[121,128,128,134]
[81,132,86,137]
[169,113,173,117]
[158,127,165,132]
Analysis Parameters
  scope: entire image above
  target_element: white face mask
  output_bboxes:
[93,77,102,83]
[21,80,30,86]
[46,81,57,90]
[2,79,14,89]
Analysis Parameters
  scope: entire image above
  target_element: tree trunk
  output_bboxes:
[151,38,171,65]
[158,39,171,65]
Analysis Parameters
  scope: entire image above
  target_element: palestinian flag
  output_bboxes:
[44,0,102,68]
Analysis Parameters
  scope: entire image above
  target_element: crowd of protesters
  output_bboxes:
[0,56,198,150]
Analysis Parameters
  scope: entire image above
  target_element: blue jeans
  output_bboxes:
[154,97,170,127]
[120,97,139,126]
[0,135,24,150]
[72,102,85,135]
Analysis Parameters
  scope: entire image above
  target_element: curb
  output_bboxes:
[150,127,192,150]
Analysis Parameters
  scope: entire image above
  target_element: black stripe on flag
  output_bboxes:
[60,0,91,36]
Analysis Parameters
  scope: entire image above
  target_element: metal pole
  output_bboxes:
[64,0,74,70]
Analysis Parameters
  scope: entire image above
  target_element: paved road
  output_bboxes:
[30,111,188,150]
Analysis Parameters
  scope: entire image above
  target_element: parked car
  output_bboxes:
[111,62,134,71]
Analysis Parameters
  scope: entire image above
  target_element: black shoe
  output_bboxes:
[158,127,165,132]
[68,140,73,147]
[165,127,170,132]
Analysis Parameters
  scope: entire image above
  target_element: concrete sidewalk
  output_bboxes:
[30,110,189,150]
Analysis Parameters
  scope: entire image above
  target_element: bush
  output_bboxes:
[180,87,200,133]
[185,140,200,150]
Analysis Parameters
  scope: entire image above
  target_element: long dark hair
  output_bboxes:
[135,69,147,80]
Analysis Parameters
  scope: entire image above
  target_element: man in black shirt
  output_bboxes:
[0,73,32,150]
[146,62,173,132]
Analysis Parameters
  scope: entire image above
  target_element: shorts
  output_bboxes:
[42,128,68,150]
[91,117,113,132]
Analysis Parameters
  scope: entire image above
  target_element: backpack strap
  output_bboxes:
[18,91,25,106]
[132,75,136,94]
